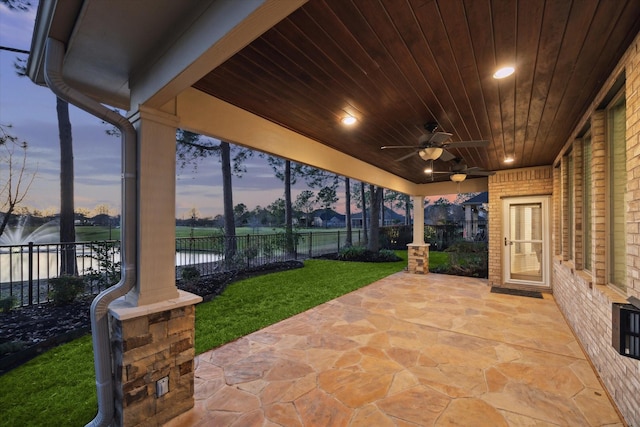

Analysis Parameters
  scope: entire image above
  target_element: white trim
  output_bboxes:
[502,195,551,287]
[132,0,306,109]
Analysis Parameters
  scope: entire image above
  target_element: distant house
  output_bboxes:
[351,207,405,228]
[312,209,345,228]
[462,192,488,241]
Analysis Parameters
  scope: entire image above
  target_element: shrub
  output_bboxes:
[181,266,201,286]
[338,246,367,261]
[49,276,85,306]
[444,240,488,253]
[338,246,402,262]
[377,249,401,262]
[83,241,121,291]
[0,296,17,313]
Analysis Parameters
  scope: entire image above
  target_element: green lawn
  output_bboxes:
[0,252,407,427]
[428,251,449,269]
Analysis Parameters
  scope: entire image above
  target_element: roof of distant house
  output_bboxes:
[462,192,488,206]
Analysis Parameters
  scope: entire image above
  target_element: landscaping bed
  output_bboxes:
[0,260,303,374]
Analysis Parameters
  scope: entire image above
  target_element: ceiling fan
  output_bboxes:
[425,157,495,182]
[380,123,489,162]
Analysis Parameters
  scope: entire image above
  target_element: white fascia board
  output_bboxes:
[130,0,306,110]
[175,88,420,196]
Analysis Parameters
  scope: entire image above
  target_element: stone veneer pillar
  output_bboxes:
[109,291,202,426]
[407,243,430,274]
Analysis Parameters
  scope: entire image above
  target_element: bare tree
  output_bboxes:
[0,124,36,237]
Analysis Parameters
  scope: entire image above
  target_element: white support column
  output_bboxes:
[407,195,429,274]
[127,106,180,306]
[465,205,472,241]
[412,195,425,245]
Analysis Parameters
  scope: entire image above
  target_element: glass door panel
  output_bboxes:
[503,198,549,286]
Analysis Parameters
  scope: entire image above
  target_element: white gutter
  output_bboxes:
[44,38,137,427]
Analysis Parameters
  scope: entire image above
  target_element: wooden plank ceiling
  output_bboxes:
[194,0,640,184]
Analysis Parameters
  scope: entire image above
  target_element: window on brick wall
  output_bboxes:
[567,151,574,261]
[607,92,626,291]
[583,132,592,272]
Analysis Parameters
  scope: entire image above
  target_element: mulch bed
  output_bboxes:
[0,260,303,374]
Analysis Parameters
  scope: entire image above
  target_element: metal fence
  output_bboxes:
[380,220,488,251]
[1,230,363,307]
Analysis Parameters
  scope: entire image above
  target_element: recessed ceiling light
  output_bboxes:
[493,66,515,79]
[504,156,515,163]
[424,166,433,174]
[341,116,357,125]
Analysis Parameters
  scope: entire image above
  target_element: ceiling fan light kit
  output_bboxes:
[450,173,467,182]
[418,147,443,160]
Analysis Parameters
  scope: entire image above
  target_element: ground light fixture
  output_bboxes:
[493,66,515,79]
[450,173,467,182]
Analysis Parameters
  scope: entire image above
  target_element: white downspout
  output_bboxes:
[44,38,137,427]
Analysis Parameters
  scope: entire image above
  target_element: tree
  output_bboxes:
[264,156,305,253]
[384,190,411,225]
[0,124,36,237]
[57,98,77,275]
[233,203,248,225]
[368,185,384,251]
[344,177,352,245]
[175,130,252,259]
[428,197,452,225]
[300,166,352,243]
[10,10,76,273]
[316,186,338,228]
[350,180,370,245]
[294,190,315,227]
[0,0,32,10]
[267,198,286,226]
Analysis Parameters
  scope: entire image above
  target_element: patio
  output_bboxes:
[167,273,621,426]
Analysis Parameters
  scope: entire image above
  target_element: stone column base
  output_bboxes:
[407,243,430,274]
[109,290,202,426]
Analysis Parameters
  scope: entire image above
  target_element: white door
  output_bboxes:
[503,196,550,287]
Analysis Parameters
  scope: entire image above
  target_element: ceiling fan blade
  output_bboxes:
[465,170,495,176]
[395,151,418,162]
[429,132,453,144]
[438,150,456,162]
[381,145,421,149]
[445,140,489,148]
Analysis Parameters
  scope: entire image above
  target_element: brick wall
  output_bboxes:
[551,30,640,425]
[487,166,553,287]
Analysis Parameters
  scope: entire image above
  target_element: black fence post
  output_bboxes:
[337,230,340,253]
[28,242,34,305]
[246,234,251,269]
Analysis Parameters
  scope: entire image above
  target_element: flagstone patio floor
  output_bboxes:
[166,272,623,426]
